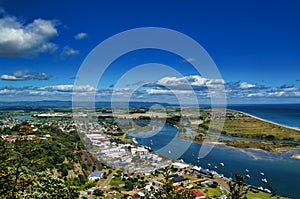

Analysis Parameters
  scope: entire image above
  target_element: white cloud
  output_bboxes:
[0,77,299,103]
[146,89,193,95]
[239,82,257,89]
[0,74,20,81]
[247,93,265,97]
[41,84,96,92]
[60,45,79,58]
[74,32,88,40]
[0,16,58,57]
[155,75,225,89]
[282,87,298,91]
[294,92,300,96]
[0,88,17,94]
[0,70,49,81]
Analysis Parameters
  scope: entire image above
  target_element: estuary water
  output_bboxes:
[130,104,300,199]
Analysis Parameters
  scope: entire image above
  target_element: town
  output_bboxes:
[0,109,284,199]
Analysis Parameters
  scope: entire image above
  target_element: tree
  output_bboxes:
[124,180,134,190]
[0,125,79,199]
[153,167,194,199]
[21,171,78,199]
[93,189,103,196]
[0,125,42,198]
[229,174,249,199]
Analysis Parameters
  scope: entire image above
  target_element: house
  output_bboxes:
[172,176,190,185]
[88,171,103,180]
[167,174,190,185]
[218,195,227,199]
[190,189,206,199]
[172,162,189,169]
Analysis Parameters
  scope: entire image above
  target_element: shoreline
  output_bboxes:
[228,109,300,131]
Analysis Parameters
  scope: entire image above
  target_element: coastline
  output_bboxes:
[228,109,300,132]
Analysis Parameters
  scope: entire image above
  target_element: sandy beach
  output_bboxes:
[229,109,300,132]
[291,154,300,160]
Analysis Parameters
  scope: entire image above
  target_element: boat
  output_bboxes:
[264,188,271,193]
[245,174,250,178]
[260,172,264,176]
[261,178,268,183]
[197,156,200,160]
[258,186,264,191]
[208,163,211,166]
[214,166,218,169]
[220,163,224,167]
[245,169,249,172]
[168,150,171,154]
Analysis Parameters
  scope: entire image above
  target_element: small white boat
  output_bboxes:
[264,188,271,193]
[258,186,264,191]
[208,163,211,166]
[168,150,171,154]
[214,166,218,169]
[220,163,224,167]
[260,172,265,176]
[261,178,268,183]
[246,174,250,178]
[245,169,249,172]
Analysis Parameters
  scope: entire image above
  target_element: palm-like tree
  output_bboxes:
[229,174,249,199]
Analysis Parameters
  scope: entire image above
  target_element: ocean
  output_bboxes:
[228,104,300,129]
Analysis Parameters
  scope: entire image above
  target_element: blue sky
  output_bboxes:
[0,0,299,104]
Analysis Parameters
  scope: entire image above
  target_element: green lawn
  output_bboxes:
[200,187,222,198]
[247,192,287,199]
[109,177,124,186]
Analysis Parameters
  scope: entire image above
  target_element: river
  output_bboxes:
[127,119,300,199]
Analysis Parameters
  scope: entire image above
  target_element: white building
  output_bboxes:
[88,171,103,181]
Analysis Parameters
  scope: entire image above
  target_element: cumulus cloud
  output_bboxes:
[60,45,79,59]
[239,82,257,89]
[0,76,299,102]
[146,89,193,95]
[145,75,225,90]
[40,84,96,92]
[74,32,88,40]
[0,70,49,81]
[0,16,58,57]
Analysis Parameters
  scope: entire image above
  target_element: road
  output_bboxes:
[99,173,114,189]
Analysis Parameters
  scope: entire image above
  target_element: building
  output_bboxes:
[169,174,190,185]
[172,162,190,169]
[190,189,206,199]
[88,171,103,181]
